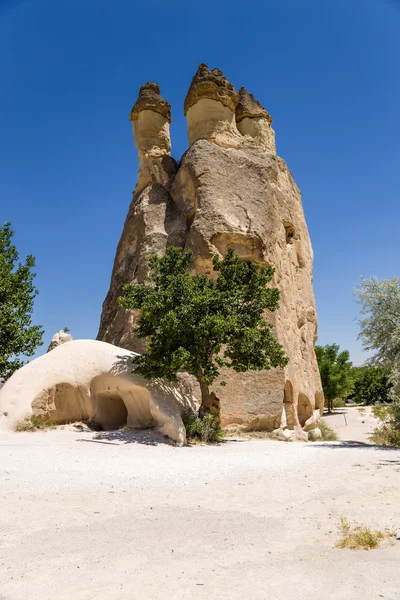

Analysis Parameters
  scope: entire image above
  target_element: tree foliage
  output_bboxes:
[354,276,400,400]
[119,246,288,413]
[0,222,43,379]
[315,344,353,412]
[371,403,400,447]
[351,366,393,405]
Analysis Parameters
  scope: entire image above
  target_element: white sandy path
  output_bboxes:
[1,420,400,600]
[324,405,381,443]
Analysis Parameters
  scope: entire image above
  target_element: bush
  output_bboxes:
[14,415,56,432]
[307,418,338,442]
[370,404,400,447]
[182,410,223,443]
[333,398,346,408]
[336,517,395,550]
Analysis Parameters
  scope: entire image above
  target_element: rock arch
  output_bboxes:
[297,393,313,427]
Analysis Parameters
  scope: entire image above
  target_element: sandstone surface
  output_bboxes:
[98,64,324,431]
[46,329,73,352]
[0,339,194,444]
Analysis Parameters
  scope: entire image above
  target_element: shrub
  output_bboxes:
[333,398,346,408]
[320,418,338,441]
[336,517,395,550]
[14,415,56,432]
[182,410,223,443]
[307,418,338,442]
[370,404,400,447]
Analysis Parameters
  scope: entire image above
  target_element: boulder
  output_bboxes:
[0,340,195,444]
[46,329,73,352]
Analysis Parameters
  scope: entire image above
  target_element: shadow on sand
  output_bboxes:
[76,429,248,447]
[76,428,174,447]
[308,440,400,451]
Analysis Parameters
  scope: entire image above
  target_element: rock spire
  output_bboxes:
[98,64,323,434]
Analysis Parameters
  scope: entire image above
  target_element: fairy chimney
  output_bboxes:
[98,64,324,432]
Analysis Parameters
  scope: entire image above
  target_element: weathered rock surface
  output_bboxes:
[0,340,194,444]
[46,329,73,352]
[130,82,171,122]
[236,87,276,154]
[98,64,324,430]
[184,63,239,114]
[98,84,187,351]
[184,63,242,148]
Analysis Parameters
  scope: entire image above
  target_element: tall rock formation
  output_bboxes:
[98,64,324,431]
[97,83,186,352]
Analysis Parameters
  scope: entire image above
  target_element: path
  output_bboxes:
[0,425,399,600]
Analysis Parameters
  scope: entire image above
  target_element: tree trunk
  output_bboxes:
[198,377,211,418]
[327,397,333,413]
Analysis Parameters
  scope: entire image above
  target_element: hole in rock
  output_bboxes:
[95,393,128,430]
[283,222,295,245]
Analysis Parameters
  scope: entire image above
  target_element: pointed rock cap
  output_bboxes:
[184,63,239,115]
[235,87,272,125]
[130,82,172,122]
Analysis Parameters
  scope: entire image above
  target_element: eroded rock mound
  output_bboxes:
[0,340,194,444]
[98,64,324,433]
[46,329,73,352]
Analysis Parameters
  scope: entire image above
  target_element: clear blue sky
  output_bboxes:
[1,0,399,365]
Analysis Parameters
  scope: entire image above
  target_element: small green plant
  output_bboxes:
[336,517,395,550]
[14,415,56,432]
[333,397,346,408]
[307,429,318,441]
[370,404,400,447]
[372,404,390,421]
[320,419,338,441]
[308,418,338,441]
[357,407,366,416]
[183,410,223,443]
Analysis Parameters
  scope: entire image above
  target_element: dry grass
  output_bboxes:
[336,517,396,550]
[14,415,57,432]
[307,419,338,442]
[222,427,281,441]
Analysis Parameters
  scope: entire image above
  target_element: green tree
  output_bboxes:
[0,222,43,379]
[315,344,353,413]
[119,246,288,415]
[351,366,393,405]
[354,277,400,400]
[354,276,400,445]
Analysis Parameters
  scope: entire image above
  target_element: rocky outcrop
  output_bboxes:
[46,329,73,352]
[184,63,242,148]
[98,64,324,431]
[129,82,176,196]
[98,85,186,352]
[236,87,276,154]
[0,340,194,444]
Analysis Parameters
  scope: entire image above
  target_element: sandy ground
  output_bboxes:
[1,408,399,600]
[324,405,381,443]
